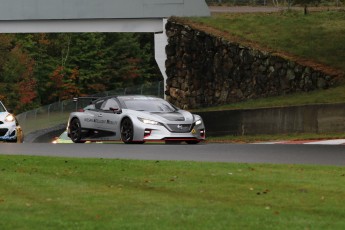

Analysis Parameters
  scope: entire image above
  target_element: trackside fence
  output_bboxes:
[17,81,164,136]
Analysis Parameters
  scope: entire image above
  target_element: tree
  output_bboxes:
[0,37,38,112]
[15,33,57,104]
[0,35,14,106]
[102,33,160,89]
[9,32,160,107]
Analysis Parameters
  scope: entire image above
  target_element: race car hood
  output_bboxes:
[143,111,194,122]
[0,112,9,121]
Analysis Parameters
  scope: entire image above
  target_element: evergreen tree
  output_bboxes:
[7,32,160,108]
[0,34,38,113]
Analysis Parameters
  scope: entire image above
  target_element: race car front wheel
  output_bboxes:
[69,118,85,143]
[121,118,134,144]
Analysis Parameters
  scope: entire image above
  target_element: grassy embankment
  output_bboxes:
[187,10,345,110]
[184,10,345,141]
[0,155,344,229]
[190,10,345,73]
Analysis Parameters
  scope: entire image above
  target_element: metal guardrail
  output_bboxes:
[17,81,164,135]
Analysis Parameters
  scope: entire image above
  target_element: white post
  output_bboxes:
[154,18,168,99]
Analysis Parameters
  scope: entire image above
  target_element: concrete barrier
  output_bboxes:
[198,103,345,136]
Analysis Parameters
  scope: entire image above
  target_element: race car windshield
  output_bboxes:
[0,103,6,112]
[123,99,177,112]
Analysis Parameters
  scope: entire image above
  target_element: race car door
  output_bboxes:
[80,100,104,130]
[98,98,121,137]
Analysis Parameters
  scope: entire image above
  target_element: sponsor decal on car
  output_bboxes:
[106,120,117,125]
[84,118,117,125]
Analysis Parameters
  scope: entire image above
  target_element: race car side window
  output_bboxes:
[95,100,104,110]
[84,104,95,110]
[101,99,120,111]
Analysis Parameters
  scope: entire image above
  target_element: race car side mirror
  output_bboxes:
[110,107,122,114]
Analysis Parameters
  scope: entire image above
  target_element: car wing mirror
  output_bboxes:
[110,107,122,114]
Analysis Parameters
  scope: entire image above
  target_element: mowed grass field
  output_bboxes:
[0,155,345,229]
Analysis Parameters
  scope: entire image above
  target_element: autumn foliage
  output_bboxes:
[0,33,160,113]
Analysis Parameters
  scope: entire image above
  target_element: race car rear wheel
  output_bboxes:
[69,118,85,143]
[121,118,134,144]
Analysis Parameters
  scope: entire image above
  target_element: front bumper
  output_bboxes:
[132,120,206,142]
[0,123,18,141]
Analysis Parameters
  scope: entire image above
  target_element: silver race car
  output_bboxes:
[67,95,205,144]
[0,101,24,143]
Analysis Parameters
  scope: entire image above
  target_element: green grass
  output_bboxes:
[190,10,345,73]
[0,155,345,229]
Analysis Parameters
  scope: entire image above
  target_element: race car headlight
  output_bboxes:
[195,119,202,126]
[5,114,15,122]
[138,117,161,126]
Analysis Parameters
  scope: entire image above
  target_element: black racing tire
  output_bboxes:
[186,140,200,145]
[121,118,134,144]
[69,118,85,143]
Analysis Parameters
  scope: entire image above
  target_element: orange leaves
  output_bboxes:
[0,41,39,111]
[38,34,50,46]
[18,78,37,105]
[87,83,106,93]
[48,66,81,101]
[123,58,141,80]
[50,66,65,90]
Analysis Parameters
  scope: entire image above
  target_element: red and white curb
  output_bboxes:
[254,139,345,145]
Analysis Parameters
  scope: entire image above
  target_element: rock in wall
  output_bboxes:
[165,19,339,109]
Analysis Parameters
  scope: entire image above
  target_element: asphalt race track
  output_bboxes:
[0,143,344,166]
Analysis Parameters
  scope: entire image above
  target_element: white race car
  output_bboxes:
[0,101,23,143]
[67,95,206,144]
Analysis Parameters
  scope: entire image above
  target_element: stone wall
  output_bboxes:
[165,19,340,109]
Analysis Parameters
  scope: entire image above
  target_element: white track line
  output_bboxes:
[253,139,345,145]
